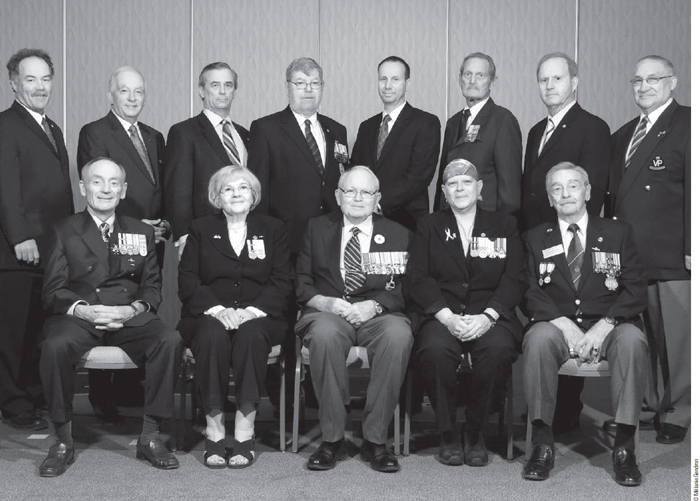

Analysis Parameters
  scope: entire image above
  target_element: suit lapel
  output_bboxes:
[529,118,547,160]
[456,98,494,145]
[280,107,322,176]
[107,113,156,185]
[364,113,382,168]
[319,115,340,180]
[539,103,581,159]
[323,214,345,290]
[208,213,239,260]
[542,224,575,292]
[577,218,599,291]
[437,210,469,276]
[76,211,110,271]
[197,112,230,165]
[13,101,60,159]
[141,126,160,184]
[377,104,412,167]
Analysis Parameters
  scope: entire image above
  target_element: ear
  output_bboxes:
[107,90,114,105]
[670,76,678,92]
[571,76,579,94]
[334,189,342,208]
[374,192,382,209]
[79,180,86,197]
[198,85,205,100]
[584,184,591,202]
[489,76,497,91]
[120,182,128,200]
[9,78,18,93]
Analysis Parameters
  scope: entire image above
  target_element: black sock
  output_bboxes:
[139,415,161,445]
[532,419,554,448]
[54,421,73,447]
[613,423,636,450]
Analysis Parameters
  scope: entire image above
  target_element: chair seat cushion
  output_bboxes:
[300,345,369,369]
[558,358,610,377]
[78,346,138,370]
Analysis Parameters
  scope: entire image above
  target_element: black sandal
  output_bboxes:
[228,438,256,469]
[204,438,227,469]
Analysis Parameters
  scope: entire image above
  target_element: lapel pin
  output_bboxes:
[657,130,666,137]
[213,235,221,239]
[597,237,603,242]
[374,234,385,244]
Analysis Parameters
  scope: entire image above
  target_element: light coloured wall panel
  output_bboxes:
[579,0,691,131]
[0,0,64,128]
[193,0,320,128]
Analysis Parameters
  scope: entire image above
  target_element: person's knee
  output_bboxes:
[613,325,648,359]
[379,317,413,351]
[523,322,560,356]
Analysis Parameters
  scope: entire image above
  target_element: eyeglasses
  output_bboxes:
[338,188,377,200]
[288,80,323,90]
[630,75,673,87]
[220,185,251,196]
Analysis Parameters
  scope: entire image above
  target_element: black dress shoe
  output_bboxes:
[307,440,347,471]
[6,409,48,430]
[136,439,180,469]
[39,443,75,477]
[463,431,488,467]
[360,440,400,473]
[612,447,642,486]
[522,444,555,481]
[656,423,687,444]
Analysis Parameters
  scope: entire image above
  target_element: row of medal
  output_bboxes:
[246,238,266,260]
[538,261,555,286]
[592,251,621,291]
[470,237,507,259]
[360,251,409,275]
[111,232,147,256]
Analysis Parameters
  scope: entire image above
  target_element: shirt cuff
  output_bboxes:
[132,300,151,313]
[205,305,225,317]
[245,306,267,318]
[67,300,89,316]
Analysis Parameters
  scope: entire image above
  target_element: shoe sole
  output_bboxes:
[136,451,180,469]
[655,436,685,445]
[306,452,348,471]
[522,471,550,481]
[437,455,463,466]
[360,454,400,473]
[39,455,75,477]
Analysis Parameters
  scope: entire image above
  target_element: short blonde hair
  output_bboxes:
[208,165,262,211]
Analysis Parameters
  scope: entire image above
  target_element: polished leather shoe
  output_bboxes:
[522,444,554,481]
[307,440,347,471]
[6,409,48,430]
[360,440,400,473]
[656,423,687,444]
[39,443,75,477]
[437,441,463,466]
[136,439,180,469]
[463,432,488,467]
[612,447,642,486]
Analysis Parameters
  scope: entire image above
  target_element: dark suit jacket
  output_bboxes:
[0,101,74,271]
[521,103,611,230]
[77,112,165,221]
[42,211,161,332]
[406,208,525,341]
[434,98,522,214]
[178,213,294,321]
[522,215,647,332]
[248,106,348,254]
[351,103,440,231]
[163,112,250,240]
[296,212,410,314]
[608,100,690,281]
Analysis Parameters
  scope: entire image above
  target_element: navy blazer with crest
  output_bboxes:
[296,212,410,315]
[522,215,647,332]
[163,112,250,240]
[0,101,74,270]
[178,213,294,321]
[248,106,348,254]
[406,208,525,341]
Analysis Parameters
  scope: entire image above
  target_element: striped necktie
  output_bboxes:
[221,120,241,165]
[343,227,366,294]
[376,114,392,159]
[567,224,584,289]
[128,125,155,182]
[41,117,58,153]
[99,222,110,246]
[624,116,649,169]
[538,118,555,156]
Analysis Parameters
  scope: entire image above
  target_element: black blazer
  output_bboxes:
[248,106,348,254]
[77,112,165,221]
[522,215,647,332]
[178,213,294,321]
[163,112,250,240]
[608,100,690,281]
[521,103,611,230]
[434,98,522,214]
[406,208,525,341]
[296,212,410,314]
[351,103,440,231]
[0,101,74,270]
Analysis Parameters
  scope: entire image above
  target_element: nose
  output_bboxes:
[638,79,651,92]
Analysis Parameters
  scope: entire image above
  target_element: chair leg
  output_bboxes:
[525,410,532,460]
[177,361,187,451]
[506,373,514,460]
[279,357,286,452]
[292,350,303,453]
[403,370,413,456]
[393,404,400,456]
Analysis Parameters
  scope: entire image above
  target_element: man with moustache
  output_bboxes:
[351,56,440,231]
[434,52,521,214]
[0,49,73,430]
[164,62,249,258]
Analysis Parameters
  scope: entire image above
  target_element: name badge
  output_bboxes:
[246,237,266,260]
[542,244,564,259]
[361,251,409,275]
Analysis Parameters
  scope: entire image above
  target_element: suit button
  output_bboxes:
[87,265,93,271]
[234,282,241,287]
[95,288,100,292]
[576,318,582,323]
[122,288,127,292]
[612,216,617,220]
[575,299,580,305]
[645,185,651,191]
[461,283,468,289]
[460,304,466,311]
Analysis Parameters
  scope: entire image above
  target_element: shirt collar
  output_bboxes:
[111,110,139,133]
[342,215,373,236]
[557,210,588,236]
[87,210,116,231]
[548,99,576,128]
[16,100,45,126]
[641,97,674,127]
[203,107,231,128]
[292,110,319,128]
[382,100,407,122]
[464,96,490,118]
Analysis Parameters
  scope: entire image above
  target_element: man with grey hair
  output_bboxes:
[521,162,649,486]
[607,54,690,445]
[0,48,73,430]
[434,52,522,214]
[164,62,249,258]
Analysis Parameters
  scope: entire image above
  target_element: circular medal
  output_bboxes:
[139,246,147,257]
[605,277,618,290]
[119,245,127,255]
[498,249,506,259]
[544,276,551,284]
[478,248,487,259]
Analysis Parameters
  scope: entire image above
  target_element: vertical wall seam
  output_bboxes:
[190,0,194,117]
[62,0,67,137]
[445,0,450,124]
[574,0,580,64]
[318,0,322,66]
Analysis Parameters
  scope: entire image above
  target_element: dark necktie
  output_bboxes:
[457,108,471,144]
[41,117,58,153]
[625,116,649,169]
[221,120,241,165]
[99,222,110,247]
[304,119,324,176]
[538,118,555,156]
[376,114,392,159]
[567,224,584,289]
[128,125,155,182]
[343,227,366,294]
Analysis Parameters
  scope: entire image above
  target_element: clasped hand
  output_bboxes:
[142,218,170,244]
[214,307,256,330]
[318,297,376,327]
[75,304,137,331]
[445,314,491,342]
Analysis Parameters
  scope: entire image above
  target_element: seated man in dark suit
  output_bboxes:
[295,166,412,473]
[38,158,182,477]
[521,162,649,486]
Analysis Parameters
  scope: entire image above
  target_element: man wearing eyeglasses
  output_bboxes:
[607,55,690,446]
[249,57,349,255]
[350,56,440,231]
[295,166,412,473]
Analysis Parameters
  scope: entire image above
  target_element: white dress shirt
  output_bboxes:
[203,108,248,166]
[340,215,373,280]
[292,110,326,166]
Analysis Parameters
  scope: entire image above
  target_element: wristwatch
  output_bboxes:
[602,316,617,326]
[373,301,384,315]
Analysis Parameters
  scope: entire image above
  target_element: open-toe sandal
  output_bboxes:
[204,438,228,469]
[228,438,256,469]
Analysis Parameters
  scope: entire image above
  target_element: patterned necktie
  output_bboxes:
[221,120,241,165]
[538,118,555,156]
[41,117,58,153]
[567,224,584,289]
[304,119,324,175]
[456,108,471,145]
[376,114,392,159]
[99,222,110,247]
[343,227,366,294]
[624,116,649,169]
[128,125,155,182]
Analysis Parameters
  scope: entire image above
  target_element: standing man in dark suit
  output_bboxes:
[39,158,182,477]
[434,52,521,214]
[164,62,249,258]
[521,52,611,231]
[521,162,649,486]
[295,166,412,473]
[521,53,612,434]
[608,55,690,445]
[0,49,73,430]
[248,57,349,256]
[351,56,440,231]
